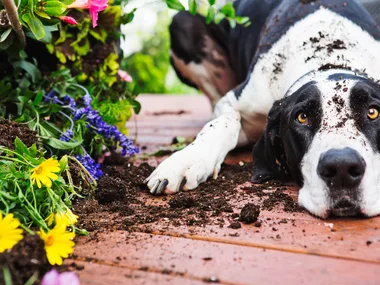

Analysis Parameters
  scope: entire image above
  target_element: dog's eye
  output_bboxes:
[368,107,379,120]
[297,113,308,125]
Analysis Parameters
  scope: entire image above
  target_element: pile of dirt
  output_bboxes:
[0,235,51,285]
[74,159,303,234]
[0,119,39,149]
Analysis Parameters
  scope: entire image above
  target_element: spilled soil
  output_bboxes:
[0,120,303,284]
[74,157,303,235]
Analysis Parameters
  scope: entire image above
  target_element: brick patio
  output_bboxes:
[67,95,380,285]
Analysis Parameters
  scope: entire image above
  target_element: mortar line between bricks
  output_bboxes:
[139,230,380,266]
[70,254,236,285]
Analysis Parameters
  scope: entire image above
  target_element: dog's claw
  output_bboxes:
[156,179,169,195]
[150,180,160,195]
[179,177,187,191]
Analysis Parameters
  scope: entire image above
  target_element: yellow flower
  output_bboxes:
[0,213,23,253]
[56,209,78,226]
[46,209,78,227]
[38,222,75,265]
[30,158,60,188]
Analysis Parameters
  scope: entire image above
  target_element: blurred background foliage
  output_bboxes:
[120,2,199,95]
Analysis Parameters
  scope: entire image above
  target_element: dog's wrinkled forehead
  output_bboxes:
[303,70,370,151]
[317,75,358,135]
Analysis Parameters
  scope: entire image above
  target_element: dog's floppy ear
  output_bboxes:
[252,98,290,183]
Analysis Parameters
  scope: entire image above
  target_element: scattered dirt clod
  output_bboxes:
[239,203,260,224]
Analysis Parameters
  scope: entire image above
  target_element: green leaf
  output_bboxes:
[89,29,108,43]
[33,90,44,106]
[29,144,38,157]
[0,31,14,50]
[220,2,235,18]
[206,6,215,24]
[234,16,250,25]
[59,155,68,172]
[208,0,215,5]
[22,13,45,40]
[188,0,197,15]
[28,0,34,14]
[12,60,41,83]
[214,12,225,24]
[46,138,83,150]
[14,137,29,155]
[10,164,25,179]
[228,18,236,28]
[0,29,12,43]
[44,1,68,16]
[121,8,136,24]
[35,9,51,19]
[128,97,141,114]
[165,0,185,11]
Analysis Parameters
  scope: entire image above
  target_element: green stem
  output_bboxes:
[20,223,35,235]
[68,156,97,188]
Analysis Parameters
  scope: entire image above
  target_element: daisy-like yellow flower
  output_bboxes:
[0,213,23,253]
[46,209,78,227]
[30,158,60,188]
[38,222,75,265]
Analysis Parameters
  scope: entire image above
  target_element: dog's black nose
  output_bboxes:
[318,148,366,189]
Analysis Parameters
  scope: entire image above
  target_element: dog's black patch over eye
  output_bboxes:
[252,82,322,186]
[350,80,380,152]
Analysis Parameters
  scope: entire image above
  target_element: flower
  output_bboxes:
[75,153,103,180]
[46,209,79,226]
[117,69,133,83]
[55,209,79,226]
[42,269,80,285]
[59,16,78,25]
[0,213,23,253]
[30,158,61,188]
[38,222,75,265]
[59,129,74,142]
[67,0,108,28]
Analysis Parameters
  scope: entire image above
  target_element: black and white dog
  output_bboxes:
[146,0,380,218]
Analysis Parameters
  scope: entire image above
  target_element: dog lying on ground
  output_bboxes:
[145,0,380,218]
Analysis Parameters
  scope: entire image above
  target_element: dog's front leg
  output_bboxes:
[146,92,242,195]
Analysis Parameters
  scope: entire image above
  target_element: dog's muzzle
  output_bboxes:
[317,147,366,216]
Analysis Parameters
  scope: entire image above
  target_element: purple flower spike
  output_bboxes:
[60,129,74,142]
[76,153,103,180]
[83,94,92,107]
[42,270,80,285]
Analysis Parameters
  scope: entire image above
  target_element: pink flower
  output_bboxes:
[67,0,108,28]
[59,16,78,25]
[42,270,80,285]
[117,69,133,83]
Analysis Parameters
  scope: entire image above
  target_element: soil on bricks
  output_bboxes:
[74,158,303,235]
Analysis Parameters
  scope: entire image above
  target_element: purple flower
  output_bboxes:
[83,94,92,107]
[44,89,139,159]
[41,269,80,285]
[60,129,73,142]
[63,95,77,108]
[76,153,103,180]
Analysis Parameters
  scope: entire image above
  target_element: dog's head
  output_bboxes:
[252,70,380,218]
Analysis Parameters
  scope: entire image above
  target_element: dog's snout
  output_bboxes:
[318,148,366,189]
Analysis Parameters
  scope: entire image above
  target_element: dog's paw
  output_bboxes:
[146,146,221,195]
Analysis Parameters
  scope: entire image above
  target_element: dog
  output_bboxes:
[145,0,380,218]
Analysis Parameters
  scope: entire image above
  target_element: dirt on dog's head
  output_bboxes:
[252,69,380,218]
